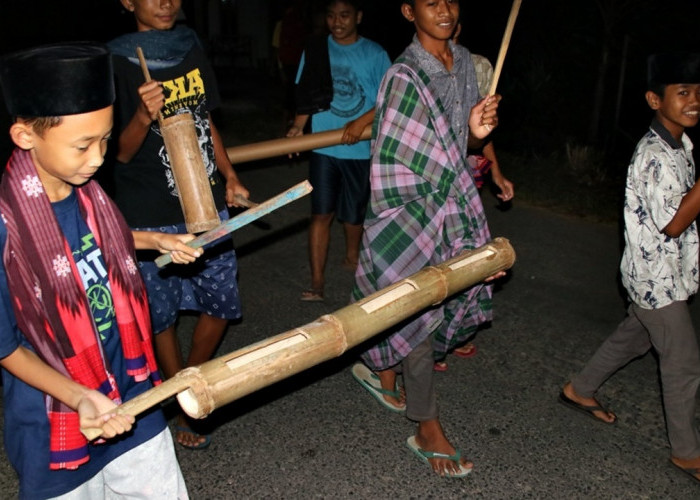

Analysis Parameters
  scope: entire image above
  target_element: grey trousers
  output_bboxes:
[571,301,700,459]
[402,336,439,421]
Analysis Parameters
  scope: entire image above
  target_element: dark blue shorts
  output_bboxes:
[309,152,370,224]
[135,210,242,334]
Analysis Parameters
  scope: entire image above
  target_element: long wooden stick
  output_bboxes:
[226,125,372,165]
[488,0,523,96]
[82,238,515,440]
[155,180,313,267]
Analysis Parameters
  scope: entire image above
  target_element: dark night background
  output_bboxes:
[0,0,699,216]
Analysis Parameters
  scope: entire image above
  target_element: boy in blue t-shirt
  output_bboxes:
[287,0,391,302]
[0,43,199,499]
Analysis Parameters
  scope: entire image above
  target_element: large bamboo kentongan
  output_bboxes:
[82,238,515,440]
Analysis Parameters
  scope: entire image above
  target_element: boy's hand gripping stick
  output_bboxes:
[155,180,313,267]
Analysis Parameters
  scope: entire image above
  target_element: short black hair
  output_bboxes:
[326,0,363,11]
[647,83,667,97]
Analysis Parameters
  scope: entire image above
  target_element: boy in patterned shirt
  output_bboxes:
[560,52,700,484]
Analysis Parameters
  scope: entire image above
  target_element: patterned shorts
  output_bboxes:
[135,211,242,333]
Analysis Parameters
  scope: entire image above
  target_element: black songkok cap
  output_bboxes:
[0,42,114,117]
[647,52,700,88]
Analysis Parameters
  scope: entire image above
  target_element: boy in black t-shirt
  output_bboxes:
[109,0,249,449]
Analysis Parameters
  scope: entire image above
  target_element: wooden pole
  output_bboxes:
[155,180,313,267]
[82,238,515,440]
[487,0,523,96]
[226,125,372,165]
[137,47,220,233]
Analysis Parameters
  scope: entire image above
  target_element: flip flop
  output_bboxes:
[405,436,472,478]
[300,288,324,302]
[558,391,617,425]
[433,361,448,372]
[351,363,406,413]
[453,342,477,358]
[175,425,212,450]
[670,457,700,484]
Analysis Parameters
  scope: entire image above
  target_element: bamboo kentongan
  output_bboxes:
[226,125,372,165]
[82,237,515,440]
[137,46,219,233]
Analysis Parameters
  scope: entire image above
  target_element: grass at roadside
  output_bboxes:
[496,149,624,224]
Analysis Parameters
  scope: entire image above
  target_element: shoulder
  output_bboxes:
[358,37,388,54]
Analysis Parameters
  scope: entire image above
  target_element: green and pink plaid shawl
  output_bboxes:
[352,52,493,370]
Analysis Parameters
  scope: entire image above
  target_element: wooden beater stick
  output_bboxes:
[136,46,162,122]
[154,180,313,267]
[487,0,523,96]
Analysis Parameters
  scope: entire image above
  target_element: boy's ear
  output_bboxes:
[401,4,415,22]
[9,122,36,151]
[120,0,135,12]
[356,10,363,25]
[645,90,662,110]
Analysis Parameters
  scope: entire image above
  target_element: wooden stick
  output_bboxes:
[136,47,162,122]
[226,125,372,165]
[82,238,515,440]
[154,180,313,267]
[488,0,523,96]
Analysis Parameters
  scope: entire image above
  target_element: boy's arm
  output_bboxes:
[287,114,310,137]
[209,116,250,207]
[116,81,165,163]
[132,231,202,263]
[483,142,514,202]
[286,114,310,158]
[342,108,375,145]
[0,346,135,439]
[663,182,700,237]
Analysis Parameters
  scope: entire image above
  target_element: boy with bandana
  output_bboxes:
[108,0,248,449]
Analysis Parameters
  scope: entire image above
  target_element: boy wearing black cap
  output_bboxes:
[0,43,197,498]
[560,52,700,483]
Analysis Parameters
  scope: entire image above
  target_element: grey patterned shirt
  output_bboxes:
[408,36,479,156]
[620,119,699,309]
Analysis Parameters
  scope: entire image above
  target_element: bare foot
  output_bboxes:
[414,419,473,476]
[375,369,406,408]
[562,382,616,423]
[671,455,700,482]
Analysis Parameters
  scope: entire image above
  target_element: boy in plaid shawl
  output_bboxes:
[351,0,503,478]
[0,43,199,498]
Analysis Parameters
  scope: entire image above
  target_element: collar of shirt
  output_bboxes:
[650,117,682,149]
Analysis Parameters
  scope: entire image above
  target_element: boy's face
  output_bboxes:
[10,107,113,200]
[402,0,459,44]
[121,0,181,32]
[326,1,362,45]
[648,83,700,138]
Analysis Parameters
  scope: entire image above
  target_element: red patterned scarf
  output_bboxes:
[0,148,160,470]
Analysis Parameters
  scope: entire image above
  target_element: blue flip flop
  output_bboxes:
[175,425,211,450]
[351,363,406,413]
[406,436,472,478]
